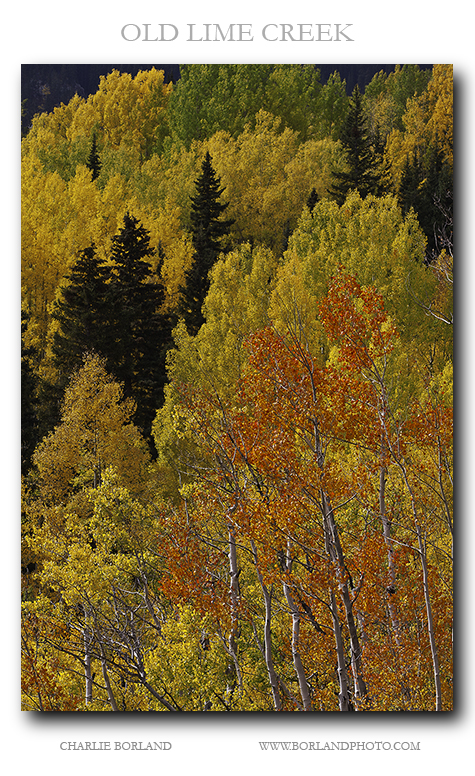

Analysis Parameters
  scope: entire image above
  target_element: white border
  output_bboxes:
[7,3,471,775]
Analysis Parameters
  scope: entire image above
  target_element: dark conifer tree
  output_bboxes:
[398,143,453,262]
[106,213,172,440]
[180,152,234,335]
[398,150,419,216]
[330,85,381,205]
[86,132,101,181]
[306,187,320,213]
[51,243,111,385]
[36,243,114,437]
[281,219,292,256]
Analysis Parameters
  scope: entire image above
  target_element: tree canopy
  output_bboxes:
[21,64,452,712]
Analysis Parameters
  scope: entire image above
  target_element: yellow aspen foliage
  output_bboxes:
[385,65,453,192]
[271,191,429,340]
[33,353,150,504]
[152,242,279,491]
[424,64,453,168]
[208,112,300,249]
[20,65,452,712]
[283,136,346,212]
[198,243,279,388]
[207,119,342,251]
[67,68,172,158]
[21,159,69,350]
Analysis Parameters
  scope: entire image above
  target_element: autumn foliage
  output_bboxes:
[21,65,452,711]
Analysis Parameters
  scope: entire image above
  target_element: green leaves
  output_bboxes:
[21,65,452,712]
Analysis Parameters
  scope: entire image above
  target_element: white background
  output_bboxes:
[5,2,470,775]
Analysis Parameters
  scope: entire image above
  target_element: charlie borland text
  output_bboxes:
[60,741,172,750]
[121,23,354,42]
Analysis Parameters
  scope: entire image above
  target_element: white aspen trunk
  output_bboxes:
[378,370,446,711]
[379,463,412,706]
[251,540,282,711]
[278,332,368,708]
[416,524,443,711]
[100,647,119,711]
[283,581,312,710]
[323,493,367,706]
[330,589,350,711]
[396,460,443,711]
[309,407,367,707]
[227,524,243,690]
[380,464,403,643]
[84,627,93,705]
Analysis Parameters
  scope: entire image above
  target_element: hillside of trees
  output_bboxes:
[21,64,453,712]
[21,64,433,135]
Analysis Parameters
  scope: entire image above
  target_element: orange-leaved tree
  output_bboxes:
[167,270,452,710]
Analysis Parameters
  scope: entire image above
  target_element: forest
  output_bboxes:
[21,64,453,712]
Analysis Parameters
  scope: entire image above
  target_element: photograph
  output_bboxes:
[6,1,472,774]
[20,61,453,715]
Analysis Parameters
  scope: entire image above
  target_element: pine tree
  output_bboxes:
[35,243,114,438]
[398,143,453,262]
[86,132,101,181]
[107,213,172,440]
[180,152,234,335]
[330,85,381,205]
[51,243,111,386]
[306,187,320,213]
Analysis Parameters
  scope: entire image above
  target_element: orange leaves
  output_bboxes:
[156,502,229,620]
[21,614,84,711]
[164,269,451,709]
[320,269,398,373]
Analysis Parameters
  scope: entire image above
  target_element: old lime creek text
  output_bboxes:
[120,23,354,42]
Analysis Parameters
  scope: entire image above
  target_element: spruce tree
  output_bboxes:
[306,187,320,213]
[398,143,453,262]
[37,243,114,437]
[180,152,234,335]
[86,132,101,181]
[51,243,111,386]
[107,213,172,440]
[330,85,381,206]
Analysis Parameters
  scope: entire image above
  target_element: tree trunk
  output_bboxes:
[416,524,442,711]
[100,645,119,711]
[283,581,312,710]
[84,626,93,705]
[282,544,312,711]
[227,524,243,690]
[379,463,413,706]
[330,589,350,711]
[307,408,367,708]
[251,540,282,711]
[323,491,367,706]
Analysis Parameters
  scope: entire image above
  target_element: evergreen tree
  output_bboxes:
[86,132,101,181]
[107,213,172,440]
[330,85,381,205]
[34,243,114,439]
[306,187,320,213]
[51,243,111,386]
[398,143,453,262]
[180,152,234,335]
